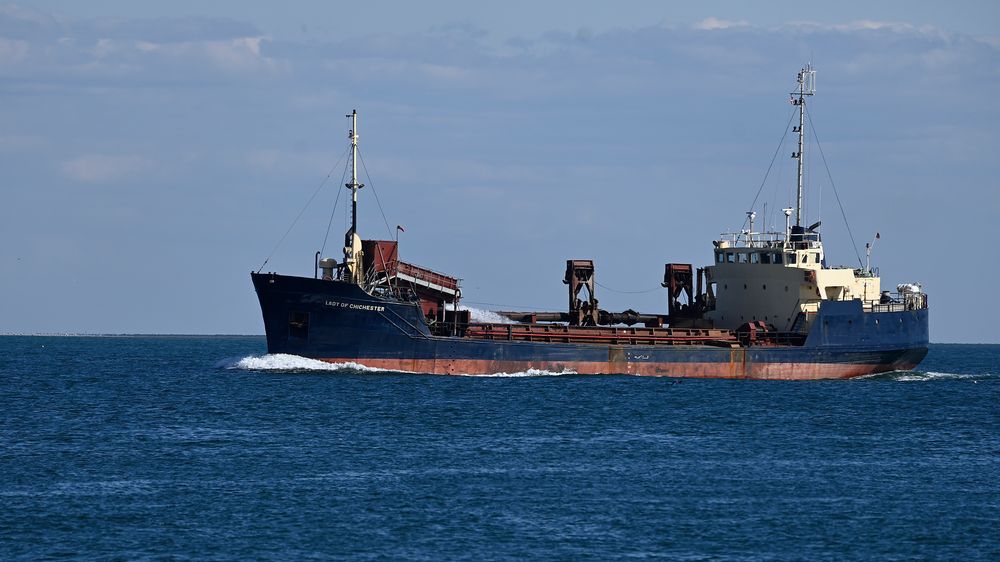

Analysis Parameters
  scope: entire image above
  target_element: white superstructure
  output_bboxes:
[704,234,880,331]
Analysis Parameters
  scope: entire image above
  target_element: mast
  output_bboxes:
[348,109,363,235]
[344,109,365,284]
[791,64,815,227]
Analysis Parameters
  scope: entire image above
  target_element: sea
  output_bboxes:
[1,337,997,561]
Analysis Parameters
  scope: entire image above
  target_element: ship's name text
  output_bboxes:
[325,300,386,312]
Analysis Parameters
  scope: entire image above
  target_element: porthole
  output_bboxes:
[785,286,789,292]
[762,284,767,290]
[724,284,728,290]
[743,284,748,290]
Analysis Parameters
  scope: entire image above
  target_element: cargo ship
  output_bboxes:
[251,65,928,379]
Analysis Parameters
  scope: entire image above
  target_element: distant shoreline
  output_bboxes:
[0,333,265,338]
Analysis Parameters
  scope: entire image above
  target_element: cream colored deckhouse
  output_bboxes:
[704,227,881,332]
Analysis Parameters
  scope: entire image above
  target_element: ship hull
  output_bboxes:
[252,273,929,380]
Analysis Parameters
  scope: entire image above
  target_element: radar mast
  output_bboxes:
[791,64,815,227]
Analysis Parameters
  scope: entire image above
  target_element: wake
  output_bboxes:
[861,370,996,382]
[217,354,397,373]
[218,354,575,377]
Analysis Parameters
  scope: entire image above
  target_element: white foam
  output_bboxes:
[220,355,577,377]
[220,354,397,373]
[457,368,577,378]
[458,306,516,324]
[893,371,984,382]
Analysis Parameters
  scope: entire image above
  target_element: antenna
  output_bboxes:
[782,207,793,244]
[746,211,756,247]
[801,65,816,94]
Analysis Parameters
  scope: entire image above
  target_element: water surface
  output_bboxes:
[1,338,997,560]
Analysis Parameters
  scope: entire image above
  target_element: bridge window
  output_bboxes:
[726,252,735,263]
[717,252,724,263]
[750,253,760,264]
[787,253,797,264]
[738,253,749,264]
[761,253,771,264]
[774,253,783,264]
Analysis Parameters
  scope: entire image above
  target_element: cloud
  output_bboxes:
[309,17,996,105]
[0,4,62,40]
[59,154,151,183]
[88,15,261,43]
[0,4,259,42]
[0,5,277,85]
[786,19,943,37]
[134,36,278,73]
[694,17,750,31]
[2,5,994,102]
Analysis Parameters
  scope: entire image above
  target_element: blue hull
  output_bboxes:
[251,273,928,379]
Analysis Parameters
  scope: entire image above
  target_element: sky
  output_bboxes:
[1,1,998,342]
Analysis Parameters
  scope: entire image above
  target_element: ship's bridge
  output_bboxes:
[713,222,825,270]
[713,241,825,270]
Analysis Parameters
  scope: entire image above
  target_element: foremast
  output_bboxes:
[343,109,365,285]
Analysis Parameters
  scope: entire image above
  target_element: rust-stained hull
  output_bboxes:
[311,353,926,379]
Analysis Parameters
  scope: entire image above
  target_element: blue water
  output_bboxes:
[1,338,998,560]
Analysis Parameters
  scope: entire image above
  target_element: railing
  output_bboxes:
[870,291,928,313]
[463,322,810,348]
[463,323,740,347]
[716,230,823,250]
[395,261,460,291]
[870,302,906,313]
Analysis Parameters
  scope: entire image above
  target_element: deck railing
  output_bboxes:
[870,291,928,313]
